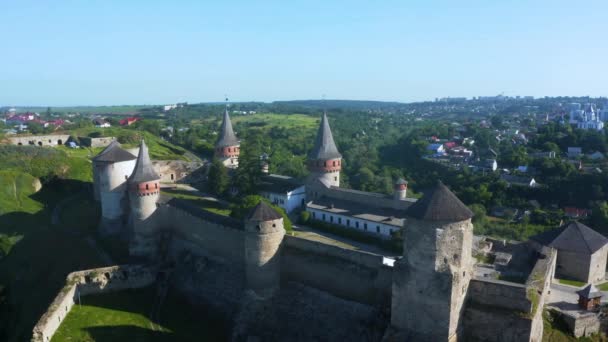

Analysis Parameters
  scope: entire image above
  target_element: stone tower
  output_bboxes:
[391,181,474,341]
[244,201,285,298]
[215,105,240,169]
[92,141,137,235]
[393,178,408,200]
[307,112,342,187]
[128,140,161,260]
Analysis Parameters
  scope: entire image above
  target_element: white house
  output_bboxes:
[259,174,306,213]
[305,196,405,239]
[427,143,445,154]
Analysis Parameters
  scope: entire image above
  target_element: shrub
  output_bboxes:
[299,211,310,224]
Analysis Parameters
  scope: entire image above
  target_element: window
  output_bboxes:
[146,184,149,190]
[347,219,350,226]
[333,161,336,166]
[376,226,380,233]
[364,223,368,231]
[322,213,326,221]
[338,217,342,224]
[335,177,337,181]
[312,212,316,219]
[356,221,359,228]
[155,183,158,189]
[330,216,333,223]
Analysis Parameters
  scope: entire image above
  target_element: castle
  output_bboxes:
[35,110,565,341]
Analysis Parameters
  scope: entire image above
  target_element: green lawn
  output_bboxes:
[598,282,608,291]
[161,190,231,216]
[52,286,227,342]
[557,279,586,287]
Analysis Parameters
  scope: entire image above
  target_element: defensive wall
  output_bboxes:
[31,264,157,342]
[78,136,116,148]
[463,247,556,341]
[281,234,393,306]
[8,134,70,147]
[307,180,415,211]
[36,198,561,341]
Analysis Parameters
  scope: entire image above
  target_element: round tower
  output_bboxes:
[215,104,240,168]
[390,181,474,341]
[128,140,161,260]
[307,112,342,187]
[393,178,408,201]
[244,201,285,298]
[92,141,137,235]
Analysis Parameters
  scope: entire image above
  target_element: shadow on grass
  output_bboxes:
[85,326,173,342]
[69,287,228,342]
[0,179,106,342]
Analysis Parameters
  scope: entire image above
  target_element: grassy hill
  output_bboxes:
[70,128,193,161]
[0,145,106,341]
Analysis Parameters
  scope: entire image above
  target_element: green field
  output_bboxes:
[51,286,227,342]
[231,113,318,130]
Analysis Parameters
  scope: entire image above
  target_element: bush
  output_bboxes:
[299,211,310,224]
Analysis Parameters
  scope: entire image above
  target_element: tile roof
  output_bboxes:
[259,174,304,194]
[128,140,160,183]
[247,201,283,221]
[577,284,602,299]
[216,107,239,147]
[530,221,608,254]
[405,181,473,221]
[92,140,136,163]
[308,112,341,160]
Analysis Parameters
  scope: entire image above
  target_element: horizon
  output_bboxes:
[1,0,608,106]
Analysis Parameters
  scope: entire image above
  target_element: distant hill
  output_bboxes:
[272,99,407,111]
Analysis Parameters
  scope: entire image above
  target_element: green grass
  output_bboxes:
[557,279,586,287]
[69,128,191,161]
[161,190,231,216]
[231,113,318,130]
[598,282,608,291]
[542,310,606,341]
[51,286,227,342]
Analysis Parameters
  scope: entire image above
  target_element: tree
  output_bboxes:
[234,138,263,195]
[207,159,229,195]
[590,201,608,235]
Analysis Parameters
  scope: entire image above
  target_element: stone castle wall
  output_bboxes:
[307,180,415,211]
[281,235,393,306]
[78,136,116,147]
[8,134,70,146]
[31,265,157,342]
[463,247,556,342]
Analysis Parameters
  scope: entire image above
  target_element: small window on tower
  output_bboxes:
[333,161,336,166]
[146,184,149,190]
[334,177,337,181]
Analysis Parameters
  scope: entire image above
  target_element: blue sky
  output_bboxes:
[1,0,607,106]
